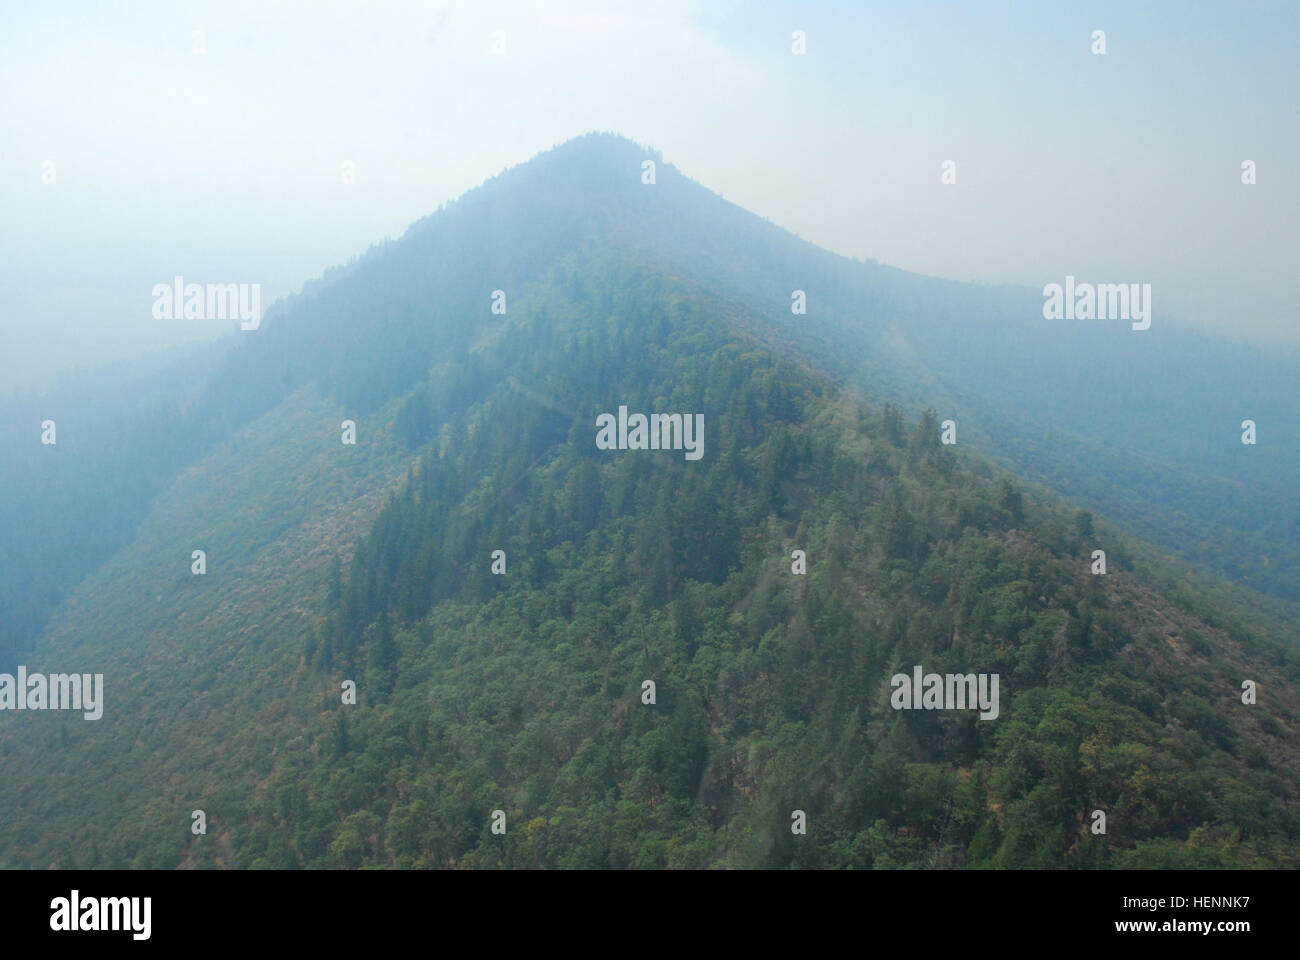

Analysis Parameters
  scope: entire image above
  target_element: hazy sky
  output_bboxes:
[2,0,1297,393]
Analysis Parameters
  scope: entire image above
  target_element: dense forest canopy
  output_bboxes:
[1,134,1296,870]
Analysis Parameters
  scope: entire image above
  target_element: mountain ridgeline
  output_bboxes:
[0,134,1297,869]
[4,134,1297,674]
[301,253,1299,869]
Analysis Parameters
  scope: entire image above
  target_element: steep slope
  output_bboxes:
[284,252,1300,869]
[0,339,239,671]
[3,246,1297,869]
[582,140,1300,607]
[0,385,415,867]
[5,133,1296,675]
[1,134,1297,869]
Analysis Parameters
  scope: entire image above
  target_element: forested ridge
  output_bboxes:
[6,135,1298,679]
[1,134,1297,870]
[280,255,1299,869]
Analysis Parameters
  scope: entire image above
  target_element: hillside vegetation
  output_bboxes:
[1,135,1296,869]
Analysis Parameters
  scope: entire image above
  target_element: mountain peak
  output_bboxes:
[469,130,667,205]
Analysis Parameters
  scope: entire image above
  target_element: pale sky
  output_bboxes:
[2,0,1296,393]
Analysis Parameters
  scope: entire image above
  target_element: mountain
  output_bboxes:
[1,133,1297,869]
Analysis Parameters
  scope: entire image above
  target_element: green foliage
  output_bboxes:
[2,136,1297,870]
[265,255,1300,869]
